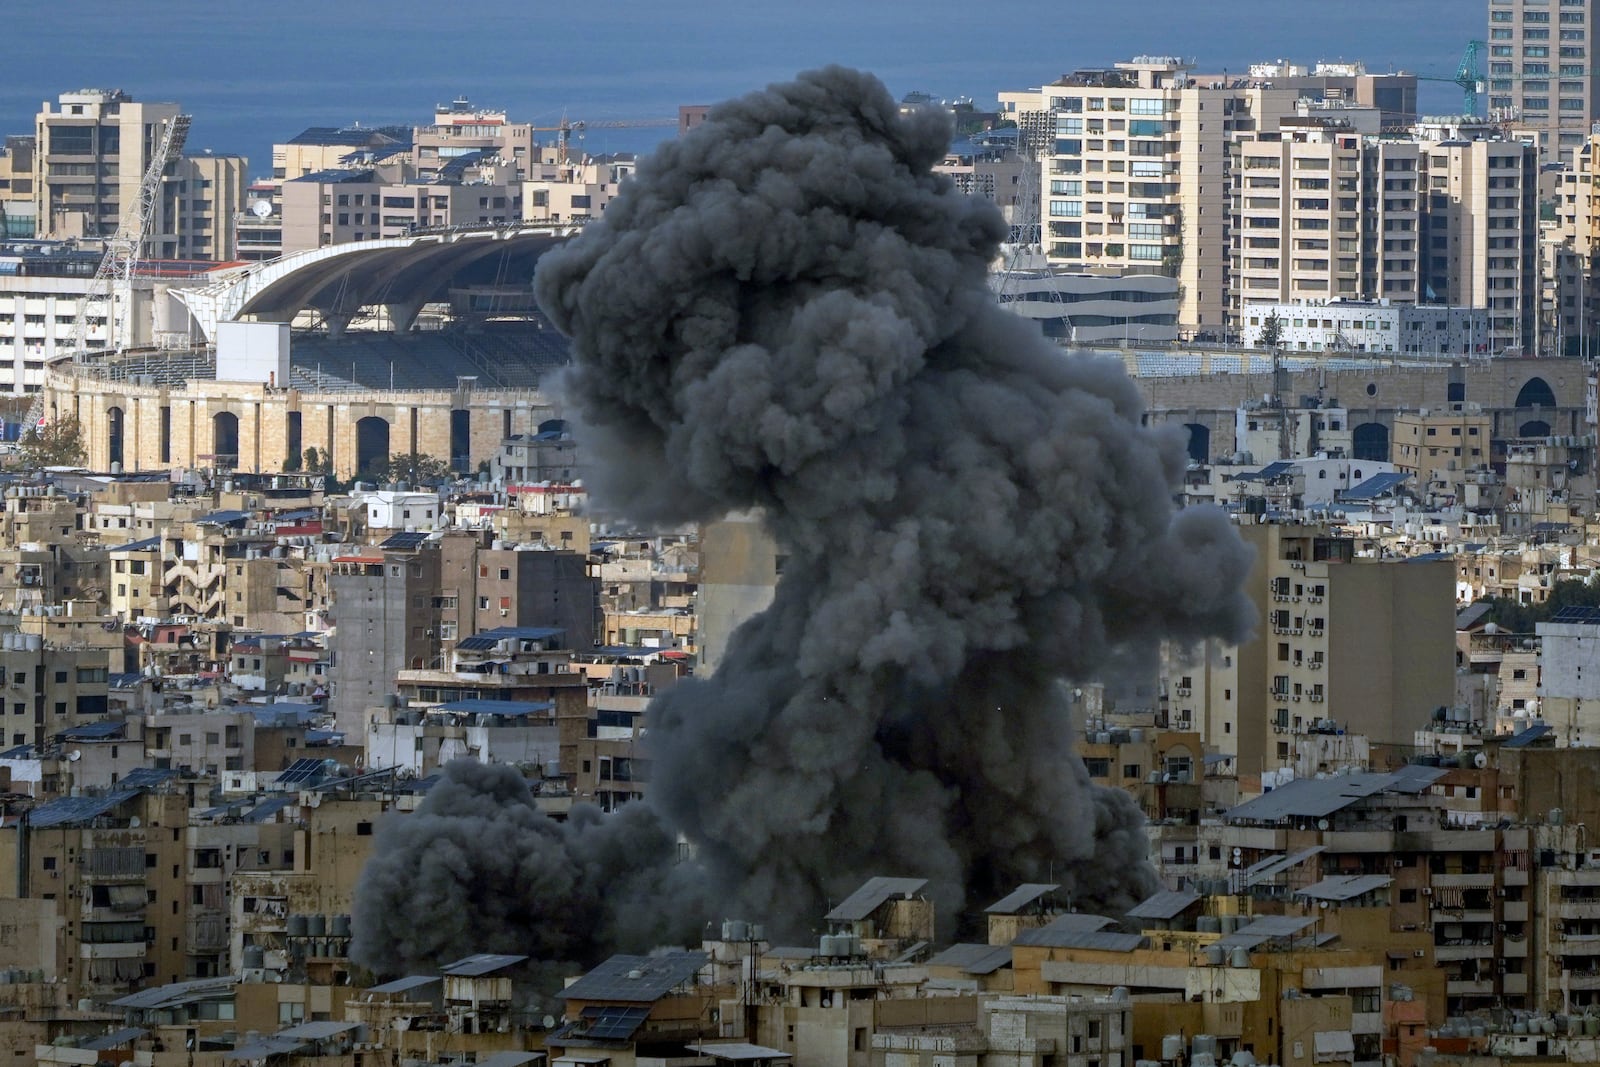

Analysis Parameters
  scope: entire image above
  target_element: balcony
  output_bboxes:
[1502,973,1528,996]
[1432,873,1496,889]
[1558,901,1600,920]
[79,941,144,961]
[1446,979,1496,997]
[1434,941,1494,962]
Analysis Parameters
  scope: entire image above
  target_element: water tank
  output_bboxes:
[1129,728,1145,743]
[819,934,837,957]
[1191,1055,1215,1067]
[23,634,40,652]
[286,914,309,938]
[331,914,352,938]
[1162,1035,1184,1061]
[727,920,748,942]
[1219,914,1238,935]
[243,945,265,969]
[1230,946,1250,968]
[1552,808,1566,826]
[1232,1053,1257,1067]
[1470,1024,1485,1038]
[1512,1021,1528,1035]
[307,914,327,937]
[721,920,736,941]
[1112,986,1130,1002]
[1194,1035,1218,1059]
[750,924,765,942]
[1197,916,1222,934]
[1544,1018,1559,1035]
[1205,945,1226,966]
[1586,1016,1600,1037]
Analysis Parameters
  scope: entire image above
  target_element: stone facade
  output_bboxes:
[45,362,558,480]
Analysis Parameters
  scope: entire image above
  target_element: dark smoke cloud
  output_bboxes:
[350,761,703,976]
[352,65,1253,975]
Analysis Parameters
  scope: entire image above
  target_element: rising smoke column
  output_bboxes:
[534,66,1254,922]
[352,66,1254,976]
[349,760,705,976]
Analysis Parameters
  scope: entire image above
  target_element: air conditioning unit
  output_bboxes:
[1414,948,1426,957]
[1393,859,1405,869]
[1422,887,1433,895]
[1497,887,1506,897]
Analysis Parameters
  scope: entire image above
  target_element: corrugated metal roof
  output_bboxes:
[276,1020,360,1040]
[57,720,126,740]
[1215,914,1317,950]
[112,975,237,1010]
[1341,471,1410,501]
[369,975,440,995]
[226,1035,306,1060]
[81,1027,145,1050]
[985,883,1060,914]
[26,791,140,828]
[119,767,177,788]
[1296,874,1393,902]
[826,877,928,922]
[1242,845,1326,887]
[1503,721,1552,748]
[687,1043,794,1061]
[1126,889,1201,921]
[1225,767,1446,823]
[926,943,1013,975]
[442,953,528,977]
[557,951,707,1002]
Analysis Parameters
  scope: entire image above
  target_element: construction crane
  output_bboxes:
[529,116,678,161]
[1417,40,1488,116]
[71,113,191,361]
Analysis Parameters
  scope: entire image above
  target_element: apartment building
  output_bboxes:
[31,90,244,260]
[0,137,35,237]
[277,161,522,253]
[1238,300,1489,354]
[1487,0,1600,160]
[522,151,633,223]
[1391,402,1494,497]
[1002,58,1306,337]
[413,97,534,180]
[1230,524,1455,778]
[1231,119,1537,350]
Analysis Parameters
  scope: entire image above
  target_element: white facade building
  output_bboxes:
[1240,300,1492,354]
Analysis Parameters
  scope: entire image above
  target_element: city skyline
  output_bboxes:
[3,0,1479,178]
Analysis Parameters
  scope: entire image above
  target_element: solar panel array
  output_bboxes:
[277,758,328,785]
[379,531,429,551]
[582,1005,650,1040]
[1552,605,1600,625]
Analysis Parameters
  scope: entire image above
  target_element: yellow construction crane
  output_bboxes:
[529,116,678,160]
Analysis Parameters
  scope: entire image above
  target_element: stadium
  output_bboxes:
[41,224,581,479]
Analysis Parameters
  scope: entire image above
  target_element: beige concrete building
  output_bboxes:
[0,136,35,237]
[1488,0,1600,160]
[42,350,558,480]
[1231,523,1455,778]
[1002,58,1306,338]
[32,90,244,261]
[278,162,522,254]
[1231,119,1537,351]
[1391,402,1493,498]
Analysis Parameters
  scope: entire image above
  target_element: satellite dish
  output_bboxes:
[127,817,140,828]
[66,750,80,762]
[250,199,273,219]
[1316,818,1330,831]
[542,1015,556,1030]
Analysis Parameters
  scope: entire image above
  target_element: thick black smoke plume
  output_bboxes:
[351,65,1253,976]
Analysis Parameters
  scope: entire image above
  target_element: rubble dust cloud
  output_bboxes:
[350,65,1253,976]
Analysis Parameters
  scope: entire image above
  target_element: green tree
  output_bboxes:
[376,452,451,485]
[17,415,86,470]
[1260,310,1284,350]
